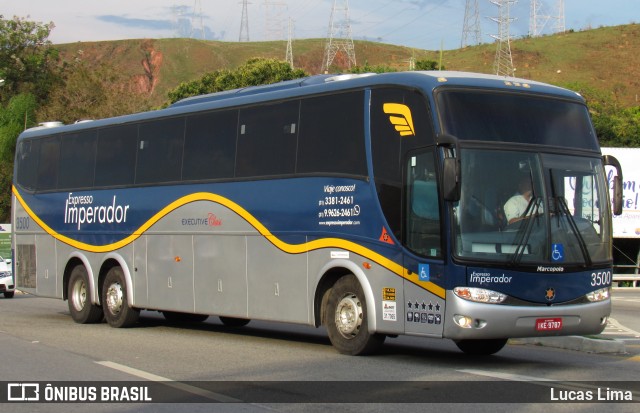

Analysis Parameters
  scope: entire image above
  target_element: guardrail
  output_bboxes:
[613,264,640,287]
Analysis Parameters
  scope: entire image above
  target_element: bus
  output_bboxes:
[11,71,623,355]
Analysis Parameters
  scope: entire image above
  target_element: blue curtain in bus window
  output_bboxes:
[236,100,299,178]
[136,117,185,184]
[58,131,97,190]
[297,91,366,176]
[183,110,238,181]
[95,124,138,187]
[36,137,60,191]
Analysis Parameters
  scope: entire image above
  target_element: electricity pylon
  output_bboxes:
[239,0,250,42]
[462,0,482,48]
[490,0,516,77]
[322,0,356,73]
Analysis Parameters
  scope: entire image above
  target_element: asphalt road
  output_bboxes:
[0,289,638,412]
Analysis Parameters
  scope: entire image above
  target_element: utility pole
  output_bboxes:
[322,0,356,73]
[490,0,516,77]
[239,0,250,42]
[461,0,482,48]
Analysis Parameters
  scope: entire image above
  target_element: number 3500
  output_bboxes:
[591,271,611,287]
[16,216,30,230]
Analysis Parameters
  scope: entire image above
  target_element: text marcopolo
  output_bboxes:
[64,193,130,230]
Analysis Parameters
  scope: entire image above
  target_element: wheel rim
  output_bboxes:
[105,282,124,315]
[334,293,363,339]
[70,279,87,312]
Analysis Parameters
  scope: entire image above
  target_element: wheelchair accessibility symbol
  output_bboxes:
[551,244,564,262]
[418,264,430,281]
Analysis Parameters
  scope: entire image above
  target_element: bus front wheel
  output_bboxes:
[325,274,385,355]
[454,338,508,355]
[68,265,103,324]
[101,266,139,328]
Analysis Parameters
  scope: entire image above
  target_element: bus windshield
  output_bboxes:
[452,149,612,267]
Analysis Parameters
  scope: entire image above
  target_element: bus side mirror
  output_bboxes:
[443,157,460,202]
[603,154,623,216]
[438,134,461,202]
[611,175,623,216]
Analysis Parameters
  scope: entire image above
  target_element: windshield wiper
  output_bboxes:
[510,196,542,266]
[555,196,592,267]
[548,169,592,267]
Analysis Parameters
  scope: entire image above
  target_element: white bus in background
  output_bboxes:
[602,147,640,286]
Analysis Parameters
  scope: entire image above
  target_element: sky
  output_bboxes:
[1,0,638,51]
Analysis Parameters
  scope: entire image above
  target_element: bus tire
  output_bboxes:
[219,316,250,327]
[4,291,14,298]
[68,265,103,324]
[324,274,385,355]
[102,266,139,328]
[163,311,209,323]
[454,338,508,355]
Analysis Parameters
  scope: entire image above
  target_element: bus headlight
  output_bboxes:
[586,287,610,302]
[454,287,507,304]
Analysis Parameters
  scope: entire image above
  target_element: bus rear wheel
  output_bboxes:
[101,266,139,328]
[454,338,508,355]
[324,274,385,355]
[68,265,102,324]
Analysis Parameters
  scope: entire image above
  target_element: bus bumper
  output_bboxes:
[442,290,611,340]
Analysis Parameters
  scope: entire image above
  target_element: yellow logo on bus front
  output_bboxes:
[383,103,415,137]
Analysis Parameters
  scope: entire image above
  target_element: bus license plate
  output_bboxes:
[536,318,562,331]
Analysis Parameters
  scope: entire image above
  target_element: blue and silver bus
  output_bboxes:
[11,71,623,355]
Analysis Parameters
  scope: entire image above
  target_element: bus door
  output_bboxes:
[403,151,446,336]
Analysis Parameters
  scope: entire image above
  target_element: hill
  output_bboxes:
[55,24,640,109]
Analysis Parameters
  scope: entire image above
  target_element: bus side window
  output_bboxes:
[36,138,60,191]
[16,140,39,191]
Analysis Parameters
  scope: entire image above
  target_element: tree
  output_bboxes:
[563,81,640,147]
[348,61,396,74]
[0,15,60,105]
[167,58,307,104]
[0,15,59,221]
[414,59,443,71]
[0,93,37,222]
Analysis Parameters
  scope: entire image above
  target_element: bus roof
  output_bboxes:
[170,71,579,108]
[19,71,583,139]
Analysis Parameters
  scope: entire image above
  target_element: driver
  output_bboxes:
[504,175,541,224]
